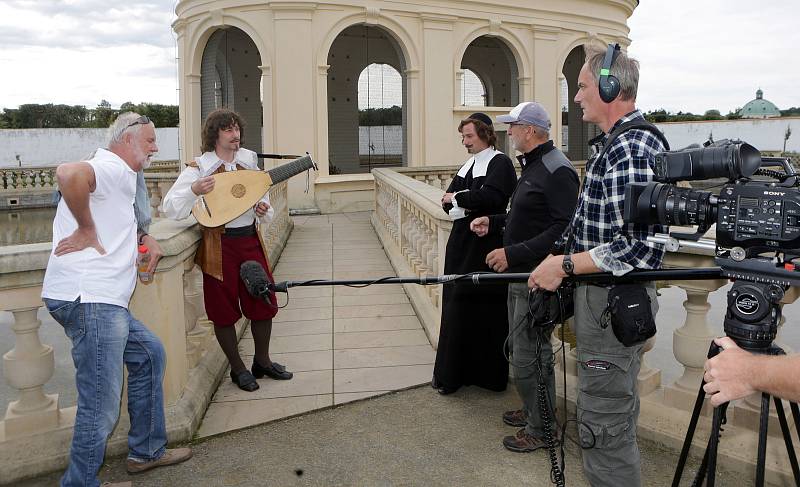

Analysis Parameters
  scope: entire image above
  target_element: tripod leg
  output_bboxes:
[755,393,770,487]
[673,380,710,487]
[791,401,800,442]
[690,437,713,487]
[774,398,800,485]
[704,403,727,487]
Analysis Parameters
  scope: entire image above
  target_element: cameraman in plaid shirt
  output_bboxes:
[528,44,666,487]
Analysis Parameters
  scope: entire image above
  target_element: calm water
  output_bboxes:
[0,207,56,246]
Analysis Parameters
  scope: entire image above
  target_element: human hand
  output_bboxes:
[486,248,508,273]
[442,192,454,204]
[528,254,564,291]
[54,227,106,256]
[470,217,489,237]
[254,201,270,217]
[703,337,758,407]
[140,234,163,274]
[191,176,215,195]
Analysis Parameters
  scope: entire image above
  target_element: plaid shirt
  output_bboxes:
[564,110,667,275]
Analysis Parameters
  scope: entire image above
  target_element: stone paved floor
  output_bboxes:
[196,212,436,437]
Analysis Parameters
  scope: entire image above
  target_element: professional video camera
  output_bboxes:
[623,140,800,485]
[624,139,800,347]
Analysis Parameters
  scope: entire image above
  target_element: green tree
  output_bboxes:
[359,106,402,126]
[781,107,800,117]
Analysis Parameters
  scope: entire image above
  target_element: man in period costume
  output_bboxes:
[432,112,517,395]
[162,108,292,392]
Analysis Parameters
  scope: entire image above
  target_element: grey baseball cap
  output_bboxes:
[496,102,551,130]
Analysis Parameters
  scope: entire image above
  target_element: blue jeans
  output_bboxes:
[44,298,168,487]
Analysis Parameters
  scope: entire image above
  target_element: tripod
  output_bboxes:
[672,280,800,487]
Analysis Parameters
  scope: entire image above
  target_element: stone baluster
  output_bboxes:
[638,336,660,396]
[662,279,727,412]
[2,300,60,437]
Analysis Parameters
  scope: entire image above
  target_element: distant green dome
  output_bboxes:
[740,89,780,118]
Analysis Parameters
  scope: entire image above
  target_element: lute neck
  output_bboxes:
[267,155,314,184]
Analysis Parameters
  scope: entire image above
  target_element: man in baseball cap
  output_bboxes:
[497,102,551,131]
[475,101,578,454]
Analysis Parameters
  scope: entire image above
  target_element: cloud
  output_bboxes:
[0,1,177,49]
[628,0,800,113]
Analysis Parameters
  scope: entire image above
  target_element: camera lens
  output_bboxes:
[657,186,717,226]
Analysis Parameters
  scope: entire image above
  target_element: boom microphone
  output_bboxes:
[240,260,275,302]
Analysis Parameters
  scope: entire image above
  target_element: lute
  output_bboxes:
[191,154,315,227]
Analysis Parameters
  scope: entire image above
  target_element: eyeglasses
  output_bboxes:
[125,115,151,129]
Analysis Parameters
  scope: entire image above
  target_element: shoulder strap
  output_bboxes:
[563,120,669,256]
[596,120,670,164]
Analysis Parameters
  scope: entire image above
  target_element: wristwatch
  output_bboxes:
[562,255,575,276]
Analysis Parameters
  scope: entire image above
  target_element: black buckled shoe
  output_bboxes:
[252,360,293,380]
[230,370,259,391]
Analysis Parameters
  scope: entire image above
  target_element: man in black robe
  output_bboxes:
[432,113,517,395]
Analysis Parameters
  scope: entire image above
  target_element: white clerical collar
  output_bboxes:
[197,150,247,175]
[456,147,501,178]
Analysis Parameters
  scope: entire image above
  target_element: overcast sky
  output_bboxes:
[0,0,797,114]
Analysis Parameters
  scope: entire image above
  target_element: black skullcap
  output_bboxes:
[468,112,493,127]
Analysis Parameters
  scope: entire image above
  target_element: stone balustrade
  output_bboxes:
[371,167,799,484]
[0,166,57,192]
[395,160,587,192]
[371,169,451,346]
[0,180,291,483]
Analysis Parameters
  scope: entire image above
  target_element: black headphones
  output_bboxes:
[598,43,621,103]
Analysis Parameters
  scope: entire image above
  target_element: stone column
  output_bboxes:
[420,14,456,166]
[1,289,59,437]
[531,25,561,120]
[315,64,330,175]
[259,64,275,157]
[271,3,317,209]
[454,69,464,107]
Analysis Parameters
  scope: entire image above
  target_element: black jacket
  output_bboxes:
[488,141,579,273]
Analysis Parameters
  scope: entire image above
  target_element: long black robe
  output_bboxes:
[433,151,517,392]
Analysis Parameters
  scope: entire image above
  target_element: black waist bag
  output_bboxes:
[530,282,575,328]
[601,284,655,347]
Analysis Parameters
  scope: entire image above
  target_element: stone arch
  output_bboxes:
[317,13,420,74]
[325,21,413,174]
[454,27,529,106]
[198,26,264,153]
[188,17,270,77]
[560,41,603,161]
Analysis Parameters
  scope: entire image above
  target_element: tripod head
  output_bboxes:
[723,279,785,353]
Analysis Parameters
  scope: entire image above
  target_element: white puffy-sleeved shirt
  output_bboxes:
[160,148,274,227]
[42,149,138,308]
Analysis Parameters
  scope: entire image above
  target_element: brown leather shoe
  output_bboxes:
[502,409,528,427]
[127,447,193,474]
[502,428,560,453]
